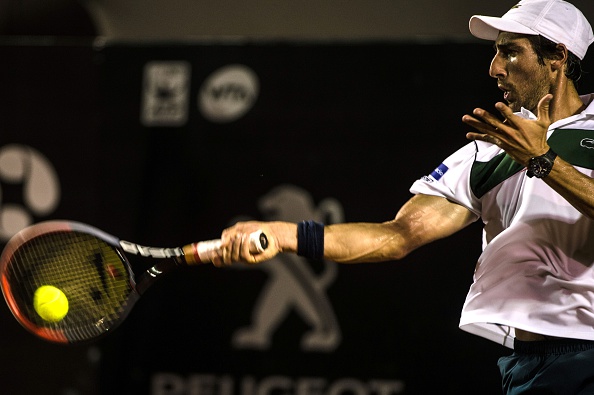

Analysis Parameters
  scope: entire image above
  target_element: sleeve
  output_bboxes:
[409,141,482,217]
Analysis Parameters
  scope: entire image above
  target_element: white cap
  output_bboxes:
[469,0,594,60]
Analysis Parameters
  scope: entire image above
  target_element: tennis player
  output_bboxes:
[220,1,594,393]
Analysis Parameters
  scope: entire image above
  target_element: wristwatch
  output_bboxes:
[526,148,557,178]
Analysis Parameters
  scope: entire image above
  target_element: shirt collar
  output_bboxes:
[517,93,594,128]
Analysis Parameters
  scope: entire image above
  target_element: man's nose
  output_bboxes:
[489,55,506,79]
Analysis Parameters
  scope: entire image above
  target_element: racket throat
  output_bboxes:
[119,240,188,295]
[135,259,184,295]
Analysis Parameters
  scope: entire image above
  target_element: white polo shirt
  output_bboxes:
[410,94,594,348]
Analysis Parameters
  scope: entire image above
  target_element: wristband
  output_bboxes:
[297,220,324,262]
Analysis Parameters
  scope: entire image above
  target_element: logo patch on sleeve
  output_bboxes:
[429,163,449,181]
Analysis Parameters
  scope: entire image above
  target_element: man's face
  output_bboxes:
[489,32,553,112]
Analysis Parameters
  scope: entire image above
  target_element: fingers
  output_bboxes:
[462,95,553,164]
[463,107,503,133]
[465,131,502,145]
[463,94,552,136]
[550,67,565,121]
[536,94,553,124]
[463,102,521,151]
[462,113,502,145]
[218,222,267,267]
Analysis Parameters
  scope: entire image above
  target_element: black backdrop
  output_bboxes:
[2,38,592,395]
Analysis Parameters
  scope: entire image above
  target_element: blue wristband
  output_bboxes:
[297,220,324,262]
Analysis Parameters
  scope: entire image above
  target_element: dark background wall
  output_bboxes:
[1,0,594,41]
[1,1,594,395]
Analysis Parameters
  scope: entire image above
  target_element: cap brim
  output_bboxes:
[469,15,539,41]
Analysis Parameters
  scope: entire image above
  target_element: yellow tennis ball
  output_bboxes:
[33,285,69,323]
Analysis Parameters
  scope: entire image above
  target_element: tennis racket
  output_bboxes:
[0,220,268,345]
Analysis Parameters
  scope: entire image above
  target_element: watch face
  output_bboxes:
[528,156,553,178]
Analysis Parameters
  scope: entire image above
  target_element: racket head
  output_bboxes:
[0,221,139,345]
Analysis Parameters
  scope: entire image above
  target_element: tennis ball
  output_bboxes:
[33,285,69,323]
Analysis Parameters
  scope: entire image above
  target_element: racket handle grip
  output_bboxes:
[183,231,268,265]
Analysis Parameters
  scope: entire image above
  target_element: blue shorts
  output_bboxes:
[498,338,594,394]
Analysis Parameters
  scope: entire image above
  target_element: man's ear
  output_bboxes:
[550,43,569,71]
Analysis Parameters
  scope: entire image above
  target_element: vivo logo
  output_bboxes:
[199,65,259,123]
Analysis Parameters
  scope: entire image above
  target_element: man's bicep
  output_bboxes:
[391,193,477,250]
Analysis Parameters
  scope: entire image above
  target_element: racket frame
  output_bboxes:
[1,221,172,344]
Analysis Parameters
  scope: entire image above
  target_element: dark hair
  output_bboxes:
[526,35,584,85]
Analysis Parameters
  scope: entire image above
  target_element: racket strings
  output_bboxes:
[5,231,135,343]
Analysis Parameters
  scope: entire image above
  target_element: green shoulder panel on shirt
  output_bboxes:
[548,129,594,169]
[470,153,523,199]
[470,128,594,199]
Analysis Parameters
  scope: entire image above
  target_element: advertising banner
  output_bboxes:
[3,39,591,394]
